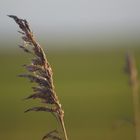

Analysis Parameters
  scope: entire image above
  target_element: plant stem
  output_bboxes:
[59,115,68,140]
[126,53,140,140]
[132,80,140,140]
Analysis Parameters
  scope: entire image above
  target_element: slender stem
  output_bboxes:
[126,53,140,140]
[59,115,68,140]
[132,81,140,140]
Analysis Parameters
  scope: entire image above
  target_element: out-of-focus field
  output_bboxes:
[0,47,140,140]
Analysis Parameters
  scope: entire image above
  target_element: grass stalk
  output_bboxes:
[59,116,68,140]
[125,52,140,140]
[8,15,68,140]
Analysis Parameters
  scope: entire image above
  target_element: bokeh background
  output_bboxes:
[0,0,140,140]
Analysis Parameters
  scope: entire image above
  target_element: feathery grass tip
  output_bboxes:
[8,15,68,140]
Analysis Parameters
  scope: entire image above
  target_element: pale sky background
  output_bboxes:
[0,0,140,48]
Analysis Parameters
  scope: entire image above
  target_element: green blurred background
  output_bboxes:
[0,0,140,139]
[0,46,140,140]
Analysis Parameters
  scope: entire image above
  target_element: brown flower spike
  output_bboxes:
[8,15,68,140]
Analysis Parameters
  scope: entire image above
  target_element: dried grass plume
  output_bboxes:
[8,15,68,140]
